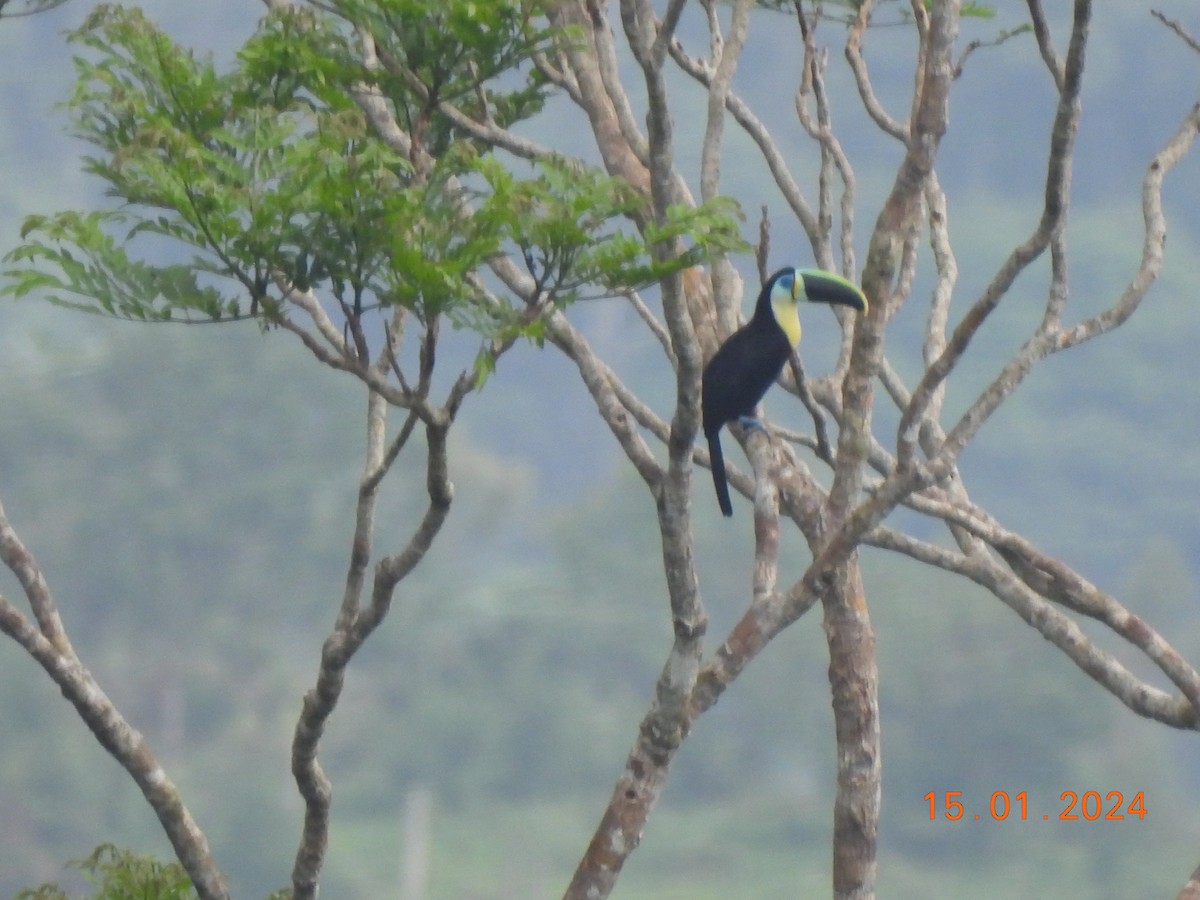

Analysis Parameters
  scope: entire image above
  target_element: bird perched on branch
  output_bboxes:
[701,266,867,517]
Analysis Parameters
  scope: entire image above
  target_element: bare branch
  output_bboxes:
[899,0,1092,469]
[1152,9,1200,54]
[0,0,71,18]
[996,544,1200,715]
[933,96,1200,467]
[0,498,72,654]
[871,523,1198,728]
[682,428,789,722]
[0,501,228,899]
[624,287,675,365]
[1180,863,1200,900]
[560,5,714,895]
[696,0,753,332]
[668,40,823,248]
[370,422,455,610]
[1040,223,1070,331]
[547,310,665,489]
[698,0,753,204]
[787,352,834,465]
[1057,100,1200,348]
[650,0,687,66]
[838,0,959,505]
[922,172,956,384]
[532,47,583,105]
[952,24,1035,80]
[586,0,651,165]
[795,2,857,274]
[691,465,915,728]
[807,6,962,892]
[750,440,782,575]
[1026,0,1065,88]
[290,401,455,898]
[279,281,350,358]
[843,1,909,141]
[550,1,652,193]
[755,205,771,285]
[871,478,1200,726]
[690,448,831,720]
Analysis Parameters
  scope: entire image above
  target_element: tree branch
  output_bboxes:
[289,390,455,898]
[1152,10,1200,54]
[1056,99,1200,349]
[898,0,1092,470]
[805,4,961,894]
[869,522,1198,729]
[843,0,909,141]
[668,37,823,251]
[549,1,652,193]
[0,498,73,655]
[1025,0,1065,88]
[0,500,228,899]
[547,310,665,489]
[934,93,1199,468]
[796,2,857,275]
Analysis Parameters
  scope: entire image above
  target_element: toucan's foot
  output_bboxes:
[736,415,766,434]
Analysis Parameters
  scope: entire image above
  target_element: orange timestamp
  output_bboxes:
[924,790,1147,822]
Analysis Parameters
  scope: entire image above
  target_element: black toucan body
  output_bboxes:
[701,267,867,517]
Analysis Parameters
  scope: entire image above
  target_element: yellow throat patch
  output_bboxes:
[771,294,802,349]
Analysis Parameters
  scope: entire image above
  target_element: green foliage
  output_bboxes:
[334,0,556,154]
[2,1,746,363]
[960,2,996,17]
[15,844,196,900]
[476,156,746,302]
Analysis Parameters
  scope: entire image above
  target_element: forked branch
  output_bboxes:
[0,500,228,900]
[290,384,457,899]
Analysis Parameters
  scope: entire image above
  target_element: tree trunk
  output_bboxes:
[823,558,879,898]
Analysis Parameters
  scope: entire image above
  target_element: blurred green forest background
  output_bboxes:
[2,2,1200,897]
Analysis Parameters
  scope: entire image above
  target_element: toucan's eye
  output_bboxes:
[778,272,795,296]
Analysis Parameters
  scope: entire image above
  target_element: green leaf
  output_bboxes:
[5,1,748,344]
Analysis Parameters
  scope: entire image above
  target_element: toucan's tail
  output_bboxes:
[707,429,733,517]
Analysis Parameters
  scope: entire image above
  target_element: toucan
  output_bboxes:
[701,266,868,517]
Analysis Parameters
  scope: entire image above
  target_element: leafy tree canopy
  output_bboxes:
[3,3,745,374]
